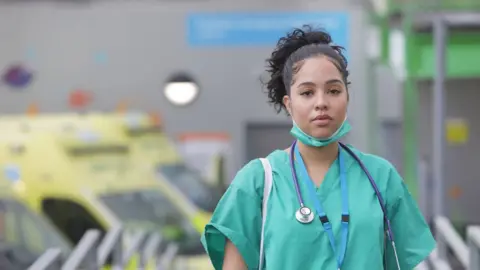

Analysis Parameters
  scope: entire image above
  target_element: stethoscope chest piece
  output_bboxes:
[296,206,314,224]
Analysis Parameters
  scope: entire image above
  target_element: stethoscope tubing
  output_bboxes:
[288,140,400,269]
[290,141,306,207]
[289,140,396,242]
[338,142,395,243]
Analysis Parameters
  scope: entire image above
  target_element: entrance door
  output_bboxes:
[245,123,293,162]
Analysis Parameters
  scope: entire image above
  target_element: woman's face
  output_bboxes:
[283,55,348,139]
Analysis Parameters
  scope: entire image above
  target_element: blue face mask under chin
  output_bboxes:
[290,117,351,147]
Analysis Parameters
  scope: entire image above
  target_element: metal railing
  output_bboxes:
[435,216,469,268]
[417,158,480,270]
[424,216,480,270]
[27,226,179,270]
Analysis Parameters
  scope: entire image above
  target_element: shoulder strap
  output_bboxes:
[258,158,273,270]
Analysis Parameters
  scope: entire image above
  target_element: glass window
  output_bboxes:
[99,190,204,255]
[0,199,72,269]
[158,163,222,213]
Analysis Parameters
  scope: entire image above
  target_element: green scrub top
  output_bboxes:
[201,145,436,269]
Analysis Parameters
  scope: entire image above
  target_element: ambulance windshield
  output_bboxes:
[99,190,204,255]
[157,163,222,213]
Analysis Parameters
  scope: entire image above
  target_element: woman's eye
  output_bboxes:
[328,89,341,95]
[301,90,314,96]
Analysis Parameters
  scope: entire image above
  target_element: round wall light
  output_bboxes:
[164,73,199,106]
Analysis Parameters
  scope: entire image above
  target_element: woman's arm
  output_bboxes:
[201,159,264,270]
[384,165,436,269]
[223,239,247,270]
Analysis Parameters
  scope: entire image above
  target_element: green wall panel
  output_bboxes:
[410,32,480,79]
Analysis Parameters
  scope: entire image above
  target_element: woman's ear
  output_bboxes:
[283,95,292,116]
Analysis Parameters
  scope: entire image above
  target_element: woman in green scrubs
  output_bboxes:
[202,26,435,269]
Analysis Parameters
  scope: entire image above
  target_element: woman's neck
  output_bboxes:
[297,141,339,170]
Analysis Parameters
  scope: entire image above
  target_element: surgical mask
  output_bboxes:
[290,117,351,147]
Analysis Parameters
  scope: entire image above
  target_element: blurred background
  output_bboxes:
[0,0,479,269]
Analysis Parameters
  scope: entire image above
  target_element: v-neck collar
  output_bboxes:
[290,146,355,200]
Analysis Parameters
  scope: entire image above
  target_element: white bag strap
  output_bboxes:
[259,158,273,270]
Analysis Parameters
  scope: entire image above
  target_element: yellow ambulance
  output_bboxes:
[0,126,212,269]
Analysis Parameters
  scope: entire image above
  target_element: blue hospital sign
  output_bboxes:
[186,12,350,54]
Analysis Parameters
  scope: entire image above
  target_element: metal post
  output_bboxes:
[61,229,101,270]
[97,225,123,269]
[158,243,179,270]
[140,233,162,268]
[435,216,468,267]
[122,230,147,267]
[27,248,62,270]
[418,157,429,219]
[468,226,480,270]
[432,16,447,218]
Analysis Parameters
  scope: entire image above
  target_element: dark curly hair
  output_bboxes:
[263,25,350,114]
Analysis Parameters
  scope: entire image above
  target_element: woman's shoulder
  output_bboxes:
[344,144,401,183]
[345,144,396,170]
[345,145,407,206]
[231,149,288,198]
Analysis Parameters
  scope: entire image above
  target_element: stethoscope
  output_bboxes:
[289,140,401,270]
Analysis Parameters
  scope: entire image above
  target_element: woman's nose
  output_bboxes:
[314,93,329,110]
